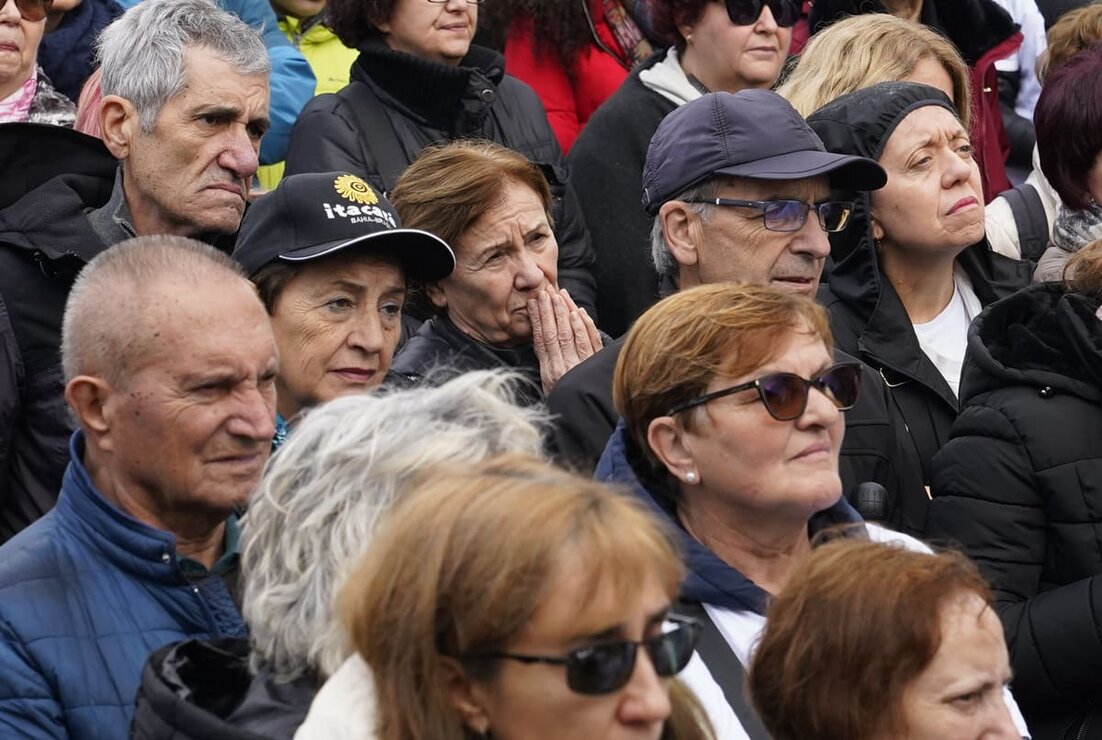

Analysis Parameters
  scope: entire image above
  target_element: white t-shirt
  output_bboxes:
[912,268,983,398]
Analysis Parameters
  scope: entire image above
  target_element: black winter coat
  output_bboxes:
[131,639,317,740]
[283,41,596,316]
[567,50,678,337]
[926,283,1102,740]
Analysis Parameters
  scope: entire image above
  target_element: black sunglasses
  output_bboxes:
[1,0,52,21]
[467,615,700,696]
[669,363,863,421]
[724,0,801,27]
[683,198,855,233]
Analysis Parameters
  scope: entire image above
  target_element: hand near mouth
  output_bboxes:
[528,287,603,395]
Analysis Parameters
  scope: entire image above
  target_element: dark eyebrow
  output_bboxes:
[192,105,241,121]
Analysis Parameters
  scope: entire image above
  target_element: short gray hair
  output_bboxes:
[97,0,269,132]
[240,370,548,681]
[650,178,721,280]
[61,236,245,386]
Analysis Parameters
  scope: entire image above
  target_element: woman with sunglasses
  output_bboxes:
[337,455,715,740]
[596,282,929,736]
[569,0,799,337]
[807,82,1030,510]
[0,0,75,125]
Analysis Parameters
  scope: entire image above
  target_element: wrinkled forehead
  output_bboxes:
[717,174,832,202]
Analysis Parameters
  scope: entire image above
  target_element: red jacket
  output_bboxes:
[504,2,630,153]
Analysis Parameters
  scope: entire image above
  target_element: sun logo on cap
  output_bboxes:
[333,174,378,205]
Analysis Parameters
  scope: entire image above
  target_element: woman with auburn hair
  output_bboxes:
[747,539,1021,740]
[338,455,714,740]
[926,238,1102,738]
[595,283,993,735]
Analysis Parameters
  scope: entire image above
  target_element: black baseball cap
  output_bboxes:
[641,90,887,215]
[233,172,455,280]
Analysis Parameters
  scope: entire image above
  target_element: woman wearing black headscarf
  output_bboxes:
[807,82,1031,498]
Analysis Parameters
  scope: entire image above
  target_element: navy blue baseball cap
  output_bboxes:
[234,172,455,281]
[642,90,887,215]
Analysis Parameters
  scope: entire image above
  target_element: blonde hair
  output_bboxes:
[1064,239,1102,299]
[614,283,833,486]
[339,455,705,740]
[779,14,973,130]
[1038,3,1102,82]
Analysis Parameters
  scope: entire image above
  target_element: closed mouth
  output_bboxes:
[332,368,377,383]
[794,442,831,460]
[947,196,979,215]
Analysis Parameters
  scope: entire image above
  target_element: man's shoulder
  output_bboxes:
[0,510,72,595]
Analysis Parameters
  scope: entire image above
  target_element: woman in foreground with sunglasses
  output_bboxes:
[0,0,74,126]
[337,455,715,740]
[807,82,1030,509]
[596,282,934,736]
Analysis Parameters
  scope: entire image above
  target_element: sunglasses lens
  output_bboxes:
[759,374,808,420]
[821,365,862,410]
[818,202,853,232]
[725,0,764,25]
[646,621,700,677]
[14,0,50,21]
[767,0,800,26]
[762,201,807,232]
[567,643,637,695]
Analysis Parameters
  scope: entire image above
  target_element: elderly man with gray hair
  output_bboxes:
[0,236,279,738]
[0,0,270,544]
[127,371,546,738]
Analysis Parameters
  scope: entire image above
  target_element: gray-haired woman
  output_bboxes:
[128,370,548,740]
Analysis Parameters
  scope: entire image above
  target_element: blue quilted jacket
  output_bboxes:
[0,434,246,739]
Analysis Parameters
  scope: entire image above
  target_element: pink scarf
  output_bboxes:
[0,71,37,124]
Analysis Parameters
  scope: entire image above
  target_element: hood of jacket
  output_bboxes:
[594,422,865,616]
[807,0,1018,67]
[960,282,1102,405]
[132,638,317,740]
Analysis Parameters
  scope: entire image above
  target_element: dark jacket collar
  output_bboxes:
[351,40,505,133]
[594,423,865,616]
[0,169,115,264]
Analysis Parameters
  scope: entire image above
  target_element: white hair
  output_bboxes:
[61,235,245,385]
[240,370,549,681]
[650,178,719,280]
[97,0,269,132]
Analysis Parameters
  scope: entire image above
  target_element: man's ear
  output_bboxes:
[65,375,116,453]
[425,281,448,311]
[659,201,700,269]
[646,416,698,484]
[438,656,490,735]
[100,95,141,160]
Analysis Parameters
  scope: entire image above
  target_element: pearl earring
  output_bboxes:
[685,471,698,484]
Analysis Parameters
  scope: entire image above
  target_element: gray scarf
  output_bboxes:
[1052,200,1102,254]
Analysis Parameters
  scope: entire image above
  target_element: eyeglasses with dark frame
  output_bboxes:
[668,363,863,421]
[724,0,801,27]
[2,0,53,22]
[682,198,855,233]
[464,614,700,696]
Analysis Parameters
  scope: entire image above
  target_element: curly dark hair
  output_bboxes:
[327,0,392,49]
[480,0,594,69]
[649,0,711,50]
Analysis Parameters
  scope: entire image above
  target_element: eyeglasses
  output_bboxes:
[683,197,855,233]
[669,363,863,421]
[724,0,801,27]
[466,615,700,696]
[1,0,53,21]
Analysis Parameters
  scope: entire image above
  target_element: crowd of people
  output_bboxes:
[1,0,1101,737]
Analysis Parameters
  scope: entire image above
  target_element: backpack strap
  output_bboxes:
[678,601,771,740]
[338,81,411,193]
[1000,183,1048,263]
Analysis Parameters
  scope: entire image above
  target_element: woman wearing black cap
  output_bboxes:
[807,81,1031,505]
[231,170,455,445]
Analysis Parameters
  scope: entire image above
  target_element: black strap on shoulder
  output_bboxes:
[338,81,410,193]
[1000,183,1048,263]
[678,601,771,739]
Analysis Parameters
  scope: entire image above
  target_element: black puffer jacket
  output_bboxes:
[926,283,1102,740]
[808,83,1031,490]
[283,40,596,316]
[131,639,318,740]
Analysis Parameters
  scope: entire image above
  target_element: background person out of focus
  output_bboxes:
[282,0,598,317]
[807,0,1021,202]
[1037,0,1097,29]
[389,141,602,404]
[231,171,454,442]
[479,0,657,153]
[569,0,798,337]
[36,0,122,105]
[808,82,1031,492]
[749,540,1021,740]
[0,0,269,544]
[990,0,1047,174]
[0,237,278,739]
[1032,44,1102,282]
[131,371,547,739]
[926,239,1102,739]
[599,283,950,736]
[339,455,715,740]
[0,0,74,125]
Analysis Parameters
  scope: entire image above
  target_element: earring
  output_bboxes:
[686,33,693,43]
[685,471,698,484]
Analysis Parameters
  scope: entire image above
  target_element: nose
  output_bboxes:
[346,312,389,355]
[616,647,672,727]
[790,209,832,261]
[798,379,843,430]
[226,385,276,443]
[218,127,261,182]
[755,4,780,30]
[514,254,549,292]
[0,0,21,22]
[941,147,975,189]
